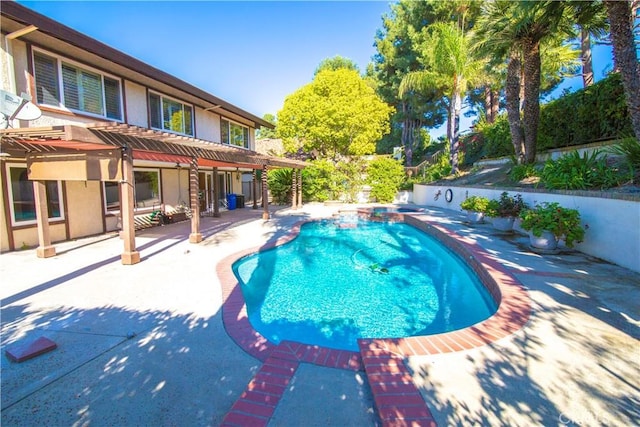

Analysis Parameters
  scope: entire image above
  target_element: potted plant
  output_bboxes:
[460,195,490,223]
[519,202,585,250]
[486,192,528,231]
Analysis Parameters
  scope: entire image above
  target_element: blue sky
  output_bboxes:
[18,1,616,138]
[20,1,391,115]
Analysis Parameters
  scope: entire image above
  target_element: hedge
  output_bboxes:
[462,72,633,161]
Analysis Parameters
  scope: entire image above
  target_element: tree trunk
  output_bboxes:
[448,80,461,174]
[506,50,525,163]
[484,86,493,123]
[400,102,414,166]
[491,89,499,123]
[406,119,414,167]
[522,38,541,164]
[605,0,640,141]
[581,27,594,87]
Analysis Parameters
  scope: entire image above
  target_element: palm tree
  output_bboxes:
[604,0,640,141]
[475,1,573,164]
[399,21,484,173]
[572,1,608,87]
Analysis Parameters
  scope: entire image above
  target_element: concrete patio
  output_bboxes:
[1,203,638,426]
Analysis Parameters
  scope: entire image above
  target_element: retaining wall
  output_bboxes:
[413,184,640,273]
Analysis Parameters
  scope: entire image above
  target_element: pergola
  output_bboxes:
[0,123,305,265]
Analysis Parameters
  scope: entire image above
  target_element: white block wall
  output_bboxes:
[413,184,640,273]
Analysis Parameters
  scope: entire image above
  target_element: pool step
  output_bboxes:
[221,350,300,427]
[359,340,437,427]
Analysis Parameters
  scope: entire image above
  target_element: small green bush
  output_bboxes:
[510,162,540,182]
[301,159,338,202]
[608,136,640,182]
[420,149,452,183]
[366,156,405,203]
[460,195,490,213]
[486,192,528,218]
[519,202,585,247]
[267,168,293,204]
[539,150,621,190]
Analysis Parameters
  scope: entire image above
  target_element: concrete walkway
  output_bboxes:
[1,204,638,426]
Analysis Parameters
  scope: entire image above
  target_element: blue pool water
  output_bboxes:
[233,218,497,351]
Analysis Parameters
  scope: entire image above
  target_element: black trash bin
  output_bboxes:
[235,194,245,208]
[226,193,236,210]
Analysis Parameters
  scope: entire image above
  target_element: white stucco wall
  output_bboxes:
[195,108,221,143]
[124,80,148,127]
[413,184,640,273]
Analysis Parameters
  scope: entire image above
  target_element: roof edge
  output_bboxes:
[2,1,274,129]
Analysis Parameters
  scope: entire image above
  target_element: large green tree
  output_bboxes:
[400,21,485,173]
[256,113,277,139]
[371,0,447,166]
[277,68,394,159]
[314,56,360,76]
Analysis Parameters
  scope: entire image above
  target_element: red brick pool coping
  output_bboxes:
[218,214,531,426]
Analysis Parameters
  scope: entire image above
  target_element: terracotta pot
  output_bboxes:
[529,231,558,250]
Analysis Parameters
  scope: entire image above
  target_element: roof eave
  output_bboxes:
[1,1,274,129]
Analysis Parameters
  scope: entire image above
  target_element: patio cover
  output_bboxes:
[0,123,305,264]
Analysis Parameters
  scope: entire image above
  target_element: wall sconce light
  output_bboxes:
[236,167,240,181]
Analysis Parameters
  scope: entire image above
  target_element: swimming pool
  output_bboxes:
[233,216,497,351]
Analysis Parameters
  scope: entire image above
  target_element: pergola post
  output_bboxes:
[252,169,258,209]
[262,165,269,220]
[291,168,297,210]
[189,156,202,243]
[33,180,56,258]
[213,167,220,218]
[297,169,302,209]
[120,147,140,265]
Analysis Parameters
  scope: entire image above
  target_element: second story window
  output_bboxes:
[221,118,249,149]
[33,50,122,120]
[148,92,193,136]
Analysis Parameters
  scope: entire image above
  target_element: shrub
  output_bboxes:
[421,149,452,183]
[510,162,540,182]
[486,192,528,218]
[608,136,640,182]
[366,156,405,203]
[460,195,490,213]
[472,73,632,160]
[539,150,621,190]
[335,158,367,203]
[519,202,585,247]
[301,159,338,202]
[267,168,293,204]
[473,116,513,159]
[538,73,632,149]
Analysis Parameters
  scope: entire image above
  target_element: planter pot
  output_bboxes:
[492,216,515,231]
[513,217,525,234]
[529,231,558,250]
[466,211,484,224]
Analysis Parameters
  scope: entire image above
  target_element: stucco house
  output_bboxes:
[0,1,304,264]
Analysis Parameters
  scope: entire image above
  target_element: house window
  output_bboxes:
[7,165,62,225]
[134,170,160,209]
[104,169,161,212]
[148,92,193,136]
[221,118,249,148]
[104,181,120,212]
[33,50,123,120]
